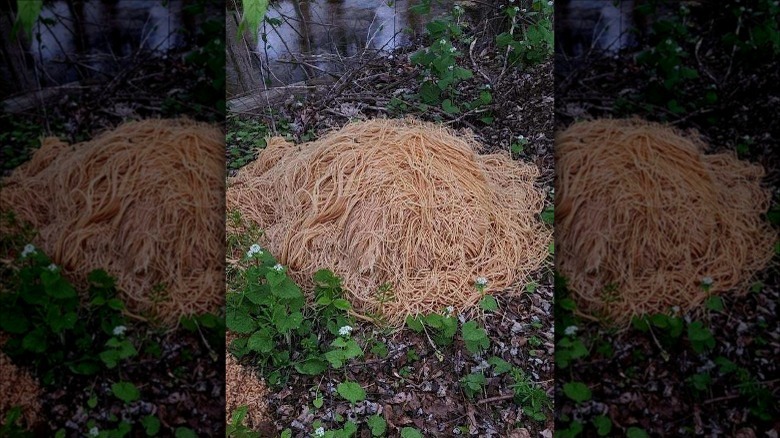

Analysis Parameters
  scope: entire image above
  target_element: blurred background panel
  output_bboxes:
[554,0,778,436]
[0,0,226,436]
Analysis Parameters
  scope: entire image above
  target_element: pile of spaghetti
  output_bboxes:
[556,118,775,324]
[0,334,40,430]
[227,118,551,323]
[0,119,224,326]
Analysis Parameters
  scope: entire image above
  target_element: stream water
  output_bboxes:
[0,0,191,98]
[226,0,450,97]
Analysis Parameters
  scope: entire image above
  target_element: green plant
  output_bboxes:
[687,321,715,353]
[591,415,612,436]
[226,232,359,385]
[495,0,554,67]
[626,427,650,438]
[461,372,486,399]
[365,415,387,437]
[111,381,141,404]
[0,236,132,385]
[400,427,423,438]
[509,367,551,422]
[461,320,490,354]
[405,312,458,347]
[562,381,592,404]
[336,381,366,405]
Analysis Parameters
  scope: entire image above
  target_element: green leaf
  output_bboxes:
[111,381,141,404]
[41,270,77,299]
[174,427,197,438]
[332,298,351,310]
[487,356,512,375]
[0,311,28,334]
[247,329,274,353]
[366,414,387,437]
[141,415,161,436]
[336,381,366,404]
[479,294,498,311]
[276,311,303,333]
[461,320,489,354]
[272,277,303,300]
[441,99,460,114]
[400,427,423,438]
[226,308,256,334]
[405,315,425,332]
[22,329,47,353]
[705,296,724,312]
[313,396,324,409]
[592,415,612,436]
[562,381,591,403]
[240,0,269,43]
[626,427,649,438]
[294,357,328,375]
[14,0,42,37]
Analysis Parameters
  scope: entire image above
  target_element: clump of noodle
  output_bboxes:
[555,118,775,325]
[227,118,550,324]
[0,333,41,429]
[0,119,225,326]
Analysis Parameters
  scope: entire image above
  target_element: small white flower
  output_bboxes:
[21,243,36,258]
[671,306,681,314]
[249,244,261,254]
[476,276,488,286]
[701,276,714,286]
[514,6,520,12]
[338,325,353,336]
[445,306,455,315]
[273,263,284,272]
[548,0,553,5]
[448,65,454,70]
[112,325,127,336]
[440,38,447,45]
[449,46,456,53]
[564,325,578,336]
[47,263,58,272]
[314,427,325,437]
[88,427,99,437]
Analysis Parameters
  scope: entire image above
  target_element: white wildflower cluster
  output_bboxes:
[701,276,713,286]
[563,325,578,336]
[273,263,284,272]
[246,243,263,258]
[475,276,488,287]
[113,325,127,336]
[314,427,325,437]
[47,263,58,272]
[445,306,455,315]
[21,243,36,258]
[338,325,353,337]
[88,427,99,437]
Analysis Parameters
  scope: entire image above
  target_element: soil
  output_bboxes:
[553,1,780,435]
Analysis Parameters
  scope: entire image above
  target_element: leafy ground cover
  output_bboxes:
[554,0,779,435]
[225,1,556,436]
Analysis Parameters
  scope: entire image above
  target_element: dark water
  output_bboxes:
[1,0,191,98]
[556,0,638,57]
[227,0,451,97]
